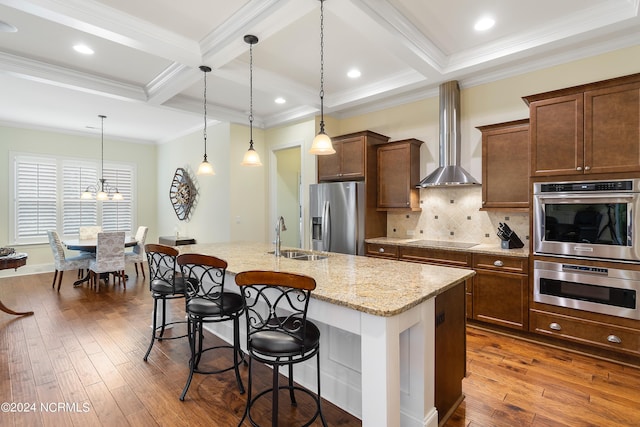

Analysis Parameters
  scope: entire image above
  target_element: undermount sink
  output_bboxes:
[267,249,328,261]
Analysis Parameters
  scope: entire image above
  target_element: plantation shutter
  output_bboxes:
[62,162,98,236]
[101,166,133,232]
[14,156,58,243]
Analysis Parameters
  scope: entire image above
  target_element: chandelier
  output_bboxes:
[81,115,123,201]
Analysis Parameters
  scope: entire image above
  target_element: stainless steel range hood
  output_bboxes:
[418,81,479,187]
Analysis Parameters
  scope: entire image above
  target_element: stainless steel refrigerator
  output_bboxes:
[309,182,365,255]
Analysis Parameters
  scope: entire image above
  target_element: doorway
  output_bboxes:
[275,146,302,248]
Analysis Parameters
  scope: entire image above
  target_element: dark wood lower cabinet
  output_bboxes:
[435,281,466,425]
[472,254,529,330]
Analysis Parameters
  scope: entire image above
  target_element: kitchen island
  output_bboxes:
[177,241,475,427]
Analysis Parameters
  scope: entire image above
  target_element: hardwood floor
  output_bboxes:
[448,327,640,427]
[1,270,639,426]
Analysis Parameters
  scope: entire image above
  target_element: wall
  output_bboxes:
[0,125,157,276]
[275,146,302,248]
[229,123,267,242]
[265,119,316,248]
[155,122,267,245]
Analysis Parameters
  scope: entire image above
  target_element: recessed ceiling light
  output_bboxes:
[0,20,18,33]
[275,97,286,104]
[347,69,361,79]
[73,44,94,55]
[474,16,495,31]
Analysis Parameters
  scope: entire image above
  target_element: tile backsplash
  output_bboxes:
[386,186,529,245]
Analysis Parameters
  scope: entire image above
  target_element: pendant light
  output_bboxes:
[197,65,215,175]
[309,0,335,155]
[81,115,123,201]
[241,34,262,166]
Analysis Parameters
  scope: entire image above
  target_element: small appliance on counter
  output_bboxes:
[497,222,524,249]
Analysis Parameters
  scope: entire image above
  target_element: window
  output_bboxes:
[11,153,136,245]
[13,156,57,244]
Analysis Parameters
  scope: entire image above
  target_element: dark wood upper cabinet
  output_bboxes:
[317,131,389,182]
[377,138,423,211]
[476,119,529,212]
[524,73,640,177]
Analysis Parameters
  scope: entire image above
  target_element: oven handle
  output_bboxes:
[536,194,637,204]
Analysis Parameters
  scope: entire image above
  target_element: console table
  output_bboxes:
[0,253,33,316]
[159,236,196,246]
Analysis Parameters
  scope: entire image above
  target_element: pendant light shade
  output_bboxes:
[241,34,262,167]
[197,65,215,175]
[309,0,335,155]
[81,115,123,201]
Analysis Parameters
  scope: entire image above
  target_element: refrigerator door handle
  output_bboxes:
[322,201,330,250]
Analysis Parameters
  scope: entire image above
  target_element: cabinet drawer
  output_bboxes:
[399,246,472,268]
[365,243,398,259]
[473,253,528,274]
[531,309,640,356]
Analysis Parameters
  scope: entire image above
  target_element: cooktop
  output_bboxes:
[410,240,479,249]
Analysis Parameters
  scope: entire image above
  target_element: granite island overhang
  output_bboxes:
[177,241,475,426]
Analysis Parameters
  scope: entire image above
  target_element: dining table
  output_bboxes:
[63,237,137,286]
[0,252,33,316]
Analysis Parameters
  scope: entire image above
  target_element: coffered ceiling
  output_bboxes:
[0,0,638,143]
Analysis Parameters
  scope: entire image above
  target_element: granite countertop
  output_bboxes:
[177,241,475,317]
[366,237,530,258]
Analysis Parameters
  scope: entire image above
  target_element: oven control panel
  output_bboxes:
[538,180,634,193]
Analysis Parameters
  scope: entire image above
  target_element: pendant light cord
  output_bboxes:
[319,0,326,133]
[99,114,106,190]
[203,70,208,157]
[249,41,254,148]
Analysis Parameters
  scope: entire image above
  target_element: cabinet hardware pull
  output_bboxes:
[493,260,503,267]
[607,334,622,344]
[584,166,591,171]
[549,322,562,331]
[378,248,385,253]
[576,166,582,171]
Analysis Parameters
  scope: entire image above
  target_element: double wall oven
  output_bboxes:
[532,179,640,320]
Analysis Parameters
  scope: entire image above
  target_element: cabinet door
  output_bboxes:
[530,94,584,176]
[480,120,529,210]
[585,81,640,174]
[378,143,411,208]
[317,142,342,181]
[473,269,528,330]
[339,137,365,178]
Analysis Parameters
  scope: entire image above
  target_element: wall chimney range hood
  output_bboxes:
[418,80,479,187]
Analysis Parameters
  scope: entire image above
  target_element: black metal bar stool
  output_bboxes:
[177,253,245,401]
[143,243,191,361]
[235,270,328,427]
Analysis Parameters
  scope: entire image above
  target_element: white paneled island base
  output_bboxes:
[177,242,475,426]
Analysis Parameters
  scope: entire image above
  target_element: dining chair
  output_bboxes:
[234,270,327,427]
[47,230,94,291]
[89,231,126,292]
[125,225,148,278]
[176,253,245,401]
[143,243,190,361]
[79,225,102,240]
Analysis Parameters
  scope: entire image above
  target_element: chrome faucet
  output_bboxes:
[275,216,287,256]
